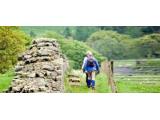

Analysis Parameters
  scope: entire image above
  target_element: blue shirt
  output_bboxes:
[82,57,100,72]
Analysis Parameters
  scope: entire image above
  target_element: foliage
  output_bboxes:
[0,26,31,73]
[141,26,160,34]
[136,34,160,58]
[21,26,65,36]
[123,27,143,38]
[73,26,98,41]
[58,39,105,69]
[41,31,65,40]
[87,30,133,60]
[29,31,37,38]
[0,70,14,92]
[87,31,160,60]
[21,26,99,41]
[98,26,160,38]
[43,32,106,69]
[63,27,72,38]
[21,26,160,39]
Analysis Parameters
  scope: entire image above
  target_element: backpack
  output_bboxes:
[86,57,95,67]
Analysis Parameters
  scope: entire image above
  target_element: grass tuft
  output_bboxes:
[0,70,14,92]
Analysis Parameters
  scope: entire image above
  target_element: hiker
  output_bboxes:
[82,51,100,90]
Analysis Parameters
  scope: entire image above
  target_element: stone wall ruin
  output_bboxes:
[7,38,68,93]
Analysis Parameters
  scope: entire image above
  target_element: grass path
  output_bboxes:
[64,70,110,93]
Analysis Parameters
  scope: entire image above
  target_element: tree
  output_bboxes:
[141,26,160,34]
[136,34,160,58]
[58,39,106,69]
[74,27,98,41]
[97,26,160,38]
[30,31,36,38]
[97,26,126,33]
[42,31,65,40]
[43,31,106,69]
[87,30,133,60]
[63,27,72,38]
[123,27,143,38]
[0,26,30,73]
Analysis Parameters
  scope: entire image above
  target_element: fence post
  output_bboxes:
[107,61,117,93]
[111,61,114,74]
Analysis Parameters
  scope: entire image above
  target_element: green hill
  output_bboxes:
[43,31,106,69]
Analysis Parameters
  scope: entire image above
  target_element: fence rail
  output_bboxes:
[101,59,160,92]
[113,59,160,82]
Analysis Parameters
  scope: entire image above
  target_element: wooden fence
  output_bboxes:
[101,59,160,92]
[113,59,160,84]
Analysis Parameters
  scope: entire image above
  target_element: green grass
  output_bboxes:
[96,73,110,93]
[64,70,109,93]
[116,80,160,93]
[115,73,160,93]
[115,74,160,93]
[114,59,160,93]
[0,70,14,92]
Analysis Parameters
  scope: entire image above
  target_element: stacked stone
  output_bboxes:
[68,74,81,86]
[7,38,68,93]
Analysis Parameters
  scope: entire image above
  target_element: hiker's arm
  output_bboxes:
[82,57,87,72]
[95,59,100,73]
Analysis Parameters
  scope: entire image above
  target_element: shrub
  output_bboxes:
[0,27,31,73]
[43,32,106,69]
[87,30,133,60]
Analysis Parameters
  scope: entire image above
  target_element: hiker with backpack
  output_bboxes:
[82,51,100,90]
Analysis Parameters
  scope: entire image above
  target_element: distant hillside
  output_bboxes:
[42,31,106,69]
[21,26,66,35]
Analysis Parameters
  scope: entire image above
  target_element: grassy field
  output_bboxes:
[114,59,160,93]
[64,70,110,93]
[116,80,160,93]
[115,74,160,93]
[0,70,14,92]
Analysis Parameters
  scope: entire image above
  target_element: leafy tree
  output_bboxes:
[63,27,72,38]
[136,34,160,58]
[43,32,106,69]
[0,26,30,73]
[59,39,105,69]
[97,26,160,38]
[141,26,160,34]
[87,30,133,60]
[123,27,143,38]
[21,26,160,39]
[21,26,65,36]
[29,31,36,38]
[42,31,65,40]
[97,26,126,33]
[74,27,98,41]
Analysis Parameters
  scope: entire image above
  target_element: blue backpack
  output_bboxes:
[86,58,95,67]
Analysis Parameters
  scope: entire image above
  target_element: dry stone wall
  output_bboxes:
[7,38,68,93]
